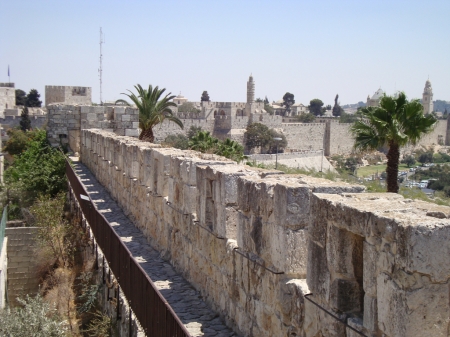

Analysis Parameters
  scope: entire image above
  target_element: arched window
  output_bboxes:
[220,110,225,116]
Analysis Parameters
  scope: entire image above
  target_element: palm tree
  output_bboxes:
[120,84,183,142]
[351,92,436,193]
[216,138,247,163]
[188,131,219,153]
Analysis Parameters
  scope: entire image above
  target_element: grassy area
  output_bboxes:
[356,163,410,177]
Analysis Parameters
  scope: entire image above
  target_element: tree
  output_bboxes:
[3,129,39,156]
[255,98,263,103]
[244,123,272,152]
[418,152,433,166]
[264,96,269,104]
[121,84,183,142]
[282,92,295,115]
[326,105,332,111]
[296,113,316,123]
[15,89,26,106]
[267,130,287,154]
[264,104,274,115]
[178,102,201,114]
[332,94,344,117]
[401,155,416,167]
[20,106,31,131]
[339,112,359,123]
[309,99,326,116]
[201,91,210,102]
[351,92,436,193]
[344,157,359,173]
[25,89,42,107]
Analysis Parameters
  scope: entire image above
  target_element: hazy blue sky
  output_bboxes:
[1,0,449,106]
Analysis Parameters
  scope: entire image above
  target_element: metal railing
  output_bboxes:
[0,206,7,254]
[66,160,191,337]
[304,294,367,337]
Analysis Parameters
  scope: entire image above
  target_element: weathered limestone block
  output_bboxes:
[196,164,254,239]
[377,272,450,337]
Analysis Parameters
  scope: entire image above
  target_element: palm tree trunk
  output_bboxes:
[139,128,155,143]
[386,141,400,193]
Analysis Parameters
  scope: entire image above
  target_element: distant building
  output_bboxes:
[0,83,16,112]
[366,88,384,107]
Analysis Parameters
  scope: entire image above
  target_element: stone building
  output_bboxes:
[422,79,434,114]
[0,83,16,112]
[45,85,92,106]
[366,88,384,107]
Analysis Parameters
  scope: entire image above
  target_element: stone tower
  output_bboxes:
[422,79,433,114]
[247,74,255,103]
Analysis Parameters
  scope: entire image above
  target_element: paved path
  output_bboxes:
[73,161,239,337]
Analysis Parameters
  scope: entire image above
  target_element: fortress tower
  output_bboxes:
[246,74,255,103]
[422,79,433,114]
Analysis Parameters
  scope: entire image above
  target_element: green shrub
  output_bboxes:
[0,294,68,336]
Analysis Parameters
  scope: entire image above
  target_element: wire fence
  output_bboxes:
[66,160,191,337]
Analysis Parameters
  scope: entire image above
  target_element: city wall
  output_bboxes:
[45,105,450,160]
[78,128,450,337]
[281,123,326,152]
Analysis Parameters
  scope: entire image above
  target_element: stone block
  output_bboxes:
[363,295,377,332]
[363,241,377,297]
[326,225,363,280]
[330,278,362,312]
[268,225,308,276]
[377,272,450,337]
[306,240,330,300]
[273,183,311,230]
[396,221,450,282]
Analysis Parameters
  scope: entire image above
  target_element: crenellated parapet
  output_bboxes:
[77,129,450,337]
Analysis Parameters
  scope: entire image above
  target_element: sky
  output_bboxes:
[1,0,449,106]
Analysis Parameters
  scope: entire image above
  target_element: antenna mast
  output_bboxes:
[99,27,104,105]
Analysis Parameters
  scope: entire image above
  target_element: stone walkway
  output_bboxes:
[73,161,239,337]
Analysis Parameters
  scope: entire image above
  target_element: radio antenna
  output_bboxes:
[99,27,104,105]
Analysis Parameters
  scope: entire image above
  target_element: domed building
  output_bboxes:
[366,88,384,107]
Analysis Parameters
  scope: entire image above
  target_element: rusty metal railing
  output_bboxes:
[66,160,191,337]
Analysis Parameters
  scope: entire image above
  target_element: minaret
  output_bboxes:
[422,79,434,114]
[247,74,255,103]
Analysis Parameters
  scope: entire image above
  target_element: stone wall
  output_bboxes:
[0,115,47,132]
[153,118,215,143]
[5,227,40,307]
[0,237,7,309]
[307,193,450,336]
[79,128,450,337]
[281,123,326,152]
[248,151,336,172]
[45,86,92,106]
[328,122,354,155]
[46,105,139,152]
